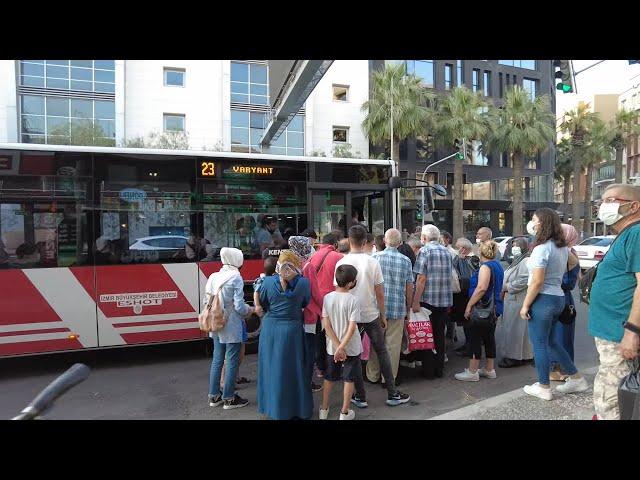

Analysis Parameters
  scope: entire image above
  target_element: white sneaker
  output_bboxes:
[319,408,330,420]
[455,368,479,382]
[339,409,355,420]
[415,360,423,367]
[444,354,449,363]
[523,382,553,401]
[555,376,589,394]
[479,368,497,379]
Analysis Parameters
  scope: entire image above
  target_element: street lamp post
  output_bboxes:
[420,149,462,226]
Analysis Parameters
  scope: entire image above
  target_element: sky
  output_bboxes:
[555,60,640,116]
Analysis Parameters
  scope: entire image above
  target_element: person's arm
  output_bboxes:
[620,273,640,360]
[405,261,414,322]
[413,274,426,312]
[508,261,530,294]
[521,268,545,320]
[304,263,323,311]
[232,278,252,317]
[374,283,387,329]
[336,320,358,359]
[465,265,490,318]
[322,315,341,353]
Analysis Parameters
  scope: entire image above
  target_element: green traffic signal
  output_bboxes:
[556,82,572,93]
[456,152,464,160]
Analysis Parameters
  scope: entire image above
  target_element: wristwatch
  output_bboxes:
[623,322,640,335]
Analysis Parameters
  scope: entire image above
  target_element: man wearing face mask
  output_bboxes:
[476,227,501,262]
[589,184,640,420]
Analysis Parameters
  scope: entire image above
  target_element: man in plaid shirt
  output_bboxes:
[367,228,414,385]
[412,224,453,379]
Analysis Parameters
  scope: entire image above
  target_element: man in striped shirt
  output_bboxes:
[367,228,414,385]
[412,224,453,379]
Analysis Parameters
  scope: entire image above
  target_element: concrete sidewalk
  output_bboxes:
[431,367,598,420]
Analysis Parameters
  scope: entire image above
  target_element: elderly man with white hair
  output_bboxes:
[411,224,454,378]
[366,228,414,386]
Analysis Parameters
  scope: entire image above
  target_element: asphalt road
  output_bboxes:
[0,288,597,420]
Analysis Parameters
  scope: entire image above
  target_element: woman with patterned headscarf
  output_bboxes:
[549,224,581,381]
[257,249,312,420]
[289,236,324,392]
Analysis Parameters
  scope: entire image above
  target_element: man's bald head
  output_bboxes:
[603,183,640,202]
[476,227,493,243]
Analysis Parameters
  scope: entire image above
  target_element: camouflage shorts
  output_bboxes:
[593,337,634,420]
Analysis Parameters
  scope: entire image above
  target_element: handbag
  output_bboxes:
[470,268,496,327]
[407,307,435,352]
[198,277,233,333]
[558,303,576,325]
[618,359,640,420]
[579,220,640,304]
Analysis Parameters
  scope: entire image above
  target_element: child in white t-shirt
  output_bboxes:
[319,264,362,421]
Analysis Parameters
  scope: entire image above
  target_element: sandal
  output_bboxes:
[549,371,569,382]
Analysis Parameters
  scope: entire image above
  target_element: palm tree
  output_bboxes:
[487,85,555,236]
[560,103,598,231]
[361,62,435,165]
[554,138,574,221]
[434,86,491,240]
[582,117,614,237]
[610,109,640,183]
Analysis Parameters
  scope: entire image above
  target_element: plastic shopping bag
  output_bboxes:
[361,333,371,361]
[618,360,640,420]
[407,307,435,352]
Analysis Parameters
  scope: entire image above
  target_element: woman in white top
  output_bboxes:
[520,208,587,401]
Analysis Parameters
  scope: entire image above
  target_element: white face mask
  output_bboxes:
[511,246,522,257]
[475,238,482,245]
[526,220,538,236]
[598,202,630,226]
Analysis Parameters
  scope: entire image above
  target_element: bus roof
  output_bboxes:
[0,143,393,167]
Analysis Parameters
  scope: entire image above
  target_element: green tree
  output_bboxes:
[554,138,574,222]
[121,131,190,150]
[361,62,435,164]
[582,117,615,236]
[610,109,640,183]
[560,103,598,230]
[487,85,555,236]
[434,86,491,240]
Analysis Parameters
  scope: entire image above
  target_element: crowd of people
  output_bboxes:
[202,182,640,420]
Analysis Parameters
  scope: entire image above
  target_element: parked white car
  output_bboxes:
[493,236,512,256]
[573,235,616,270]
[129,235,189,250]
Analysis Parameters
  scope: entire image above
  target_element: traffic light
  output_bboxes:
[454,139,466,160]
[553,60,575,93]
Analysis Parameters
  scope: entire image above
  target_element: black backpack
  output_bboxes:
[579,221,640,305]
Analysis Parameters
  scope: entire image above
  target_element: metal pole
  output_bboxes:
[390,75,397,229]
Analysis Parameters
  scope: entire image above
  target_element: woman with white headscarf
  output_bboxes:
[257,250,312,420]
[206,247,254,410]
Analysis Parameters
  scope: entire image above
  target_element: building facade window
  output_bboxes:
[230,61,268,105]
[498,60,536,70]
[230,110,304,156]
[20,94,115,145]
[472,69,480,92]
[164,68,185,87]
[483,71,491,97]
[444,64,453,90]
[332,126,349,143]
[19,60,115,93]
[332,85,349,102]
[457,60,463,86]
[163,114,185,132]
[523,78,538,100]
[406,60,434,88]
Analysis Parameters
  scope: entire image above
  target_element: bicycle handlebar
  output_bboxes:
[12,363,91,420]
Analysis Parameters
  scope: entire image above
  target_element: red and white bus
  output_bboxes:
[0,143,394,357]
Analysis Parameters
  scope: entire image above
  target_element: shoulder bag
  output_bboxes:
[470,267,495,327]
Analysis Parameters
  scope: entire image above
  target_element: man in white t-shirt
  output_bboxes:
[335,224,410,408]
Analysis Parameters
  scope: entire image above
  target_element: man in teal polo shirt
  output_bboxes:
[589,183,640,420]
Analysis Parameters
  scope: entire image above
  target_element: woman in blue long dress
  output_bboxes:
[257,250,312,420]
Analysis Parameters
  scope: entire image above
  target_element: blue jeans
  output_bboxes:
[528,294,578,385]
[209,336,242,400]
